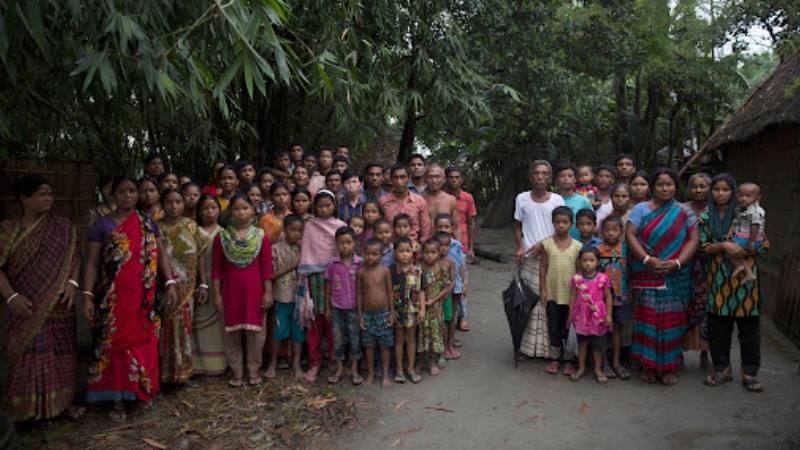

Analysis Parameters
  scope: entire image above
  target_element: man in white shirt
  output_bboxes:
[514,160,565,360]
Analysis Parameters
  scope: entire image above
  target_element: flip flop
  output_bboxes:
[562,363,576,376]
[704,372,733,387]
[228,378,244,388]
[352,374,364,385]
[661,372,678,386]
[453,339,463,348]
[394,373,406,383]
[444,350,461,360]
[602,365,616,379]
[108,406,127,423]
[596,373,608,384]
[437,358,447,369]
[570,371,584,382]
[742,376,763,392]
[328,374,343,385]
[612,365,631,381]
[248,376,263,386]
[409,372,422,383]
[546,361,560,375]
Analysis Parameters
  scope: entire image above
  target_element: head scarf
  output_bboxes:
[707,173,738,242]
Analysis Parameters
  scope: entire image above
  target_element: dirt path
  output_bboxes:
[340,259,800,448]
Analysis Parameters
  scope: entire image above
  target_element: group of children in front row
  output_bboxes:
[195,189,466,390]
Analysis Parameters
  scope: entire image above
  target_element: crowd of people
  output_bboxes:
[1,148,768,426]
[513,156,767,390]
[1,146,478,423]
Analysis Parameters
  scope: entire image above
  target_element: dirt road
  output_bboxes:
[340,259,800,449]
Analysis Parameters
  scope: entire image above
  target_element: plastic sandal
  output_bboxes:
[409,372,422,383]
[394,373,406,383]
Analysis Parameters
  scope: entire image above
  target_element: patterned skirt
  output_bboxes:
[519,257,551,359]
[417,303,445,354]
[631,288,687,372]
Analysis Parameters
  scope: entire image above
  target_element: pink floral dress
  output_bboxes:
[571,273,611,337]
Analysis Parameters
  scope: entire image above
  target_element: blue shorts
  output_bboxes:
[274,302,306,343]
[733,236,763,250]
[361,308,394,348]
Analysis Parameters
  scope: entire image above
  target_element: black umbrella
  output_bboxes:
[503,266,540,368]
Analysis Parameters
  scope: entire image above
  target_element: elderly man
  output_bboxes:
[514,160,565,360]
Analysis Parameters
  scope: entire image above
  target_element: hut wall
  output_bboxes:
[724,124,800,344]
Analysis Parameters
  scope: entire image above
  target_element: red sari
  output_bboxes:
[86,211,160,403]
[0,215,78,421]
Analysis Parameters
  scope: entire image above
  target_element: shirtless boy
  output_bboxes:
[357,238,396,389]
[422,164,462,243]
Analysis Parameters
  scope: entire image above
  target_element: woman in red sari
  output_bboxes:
[0,175,81,422]
[82,176,177,422]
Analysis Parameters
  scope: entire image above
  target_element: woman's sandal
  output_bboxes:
[613,365,631,380]
[394,373,406,384]
[641,369,657,383]
[742,376,763,392]
[661,372,678,386]
[437,358,447,369]
[108,406,127,423]
[704,372,733,387]
[409,372,422,383]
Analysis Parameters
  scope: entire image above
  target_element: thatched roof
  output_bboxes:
[703,48,800,152]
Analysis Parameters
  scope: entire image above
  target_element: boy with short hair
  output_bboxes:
[597,216,630,380]
[357,238,396,389]
[555,163,593,241]
[256,167,275,215]
[576,209,602,248]
[325,170,343,200]
[339,168,366,221]
[265,214,306,379]
[274,150,292,180]
[237,159,256,190]
[325,227,364,385]
[373,219,395,267]
[434,215,466,359]
[333,155,350,173]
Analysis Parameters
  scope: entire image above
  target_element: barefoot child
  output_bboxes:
[391,237,426,383]
[568,247,613,383]
[265,214,306,380]
[597,216,630,380]
[541,206,583,376]
[212,195,274,387]
[298,190,346,383]
[324,227,364,385]
[357,238,396,389]
[433,215,466,359]
[727,182,765,284]
[418,239,453,375]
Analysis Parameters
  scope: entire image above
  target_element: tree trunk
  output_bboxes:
[612,71,631,154]
[481,164,528,229]
[397,101,417,164]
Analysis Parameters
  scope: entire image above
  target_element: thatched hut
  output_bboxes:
[697,49,800,345]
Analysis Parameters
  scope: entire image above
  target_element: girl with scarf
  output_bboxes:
[212,195,274,388]
[297,190,346,383]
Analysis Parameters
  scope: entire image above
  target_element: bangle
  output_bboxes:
[82,291,95,298]
[674,260,682,270]
[165,279,178,287]
[199,283,209,290]
[6,293,19,304]
[68,279,79,288]
[643,255,651,265]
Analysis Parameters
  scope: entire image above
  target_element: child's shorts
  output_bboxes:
[612,296,632,325]
[733,236,764,249]
[361,308,395,348]
[274,302,306,343]
[332,307,361,361]
[395,301,420,329]
[444,295,453,322]
[577,333,608,351]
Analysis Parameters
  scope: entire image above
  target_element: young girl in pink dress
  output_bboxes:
[569,247,613,383]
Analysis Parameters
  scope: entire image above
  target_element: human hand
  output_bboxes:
[387,314,395,327]
[166,284,178,312]
[81,294,94,321]
[61,284,76,308]
[359,317,366,330]
[196,287,208,304]
[261,293,273,309]
[467,250,475,264]
[604,315,613,327]
[418,310,425,322]
[8,294,33,317]
[325,308,332,322]
[515,247,525,264]
[214,294,224,312]
[526,242,544,259]
[645,256,662,271]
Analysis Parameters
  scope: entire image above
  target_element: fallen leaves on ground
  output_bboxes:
[21,374,368,449]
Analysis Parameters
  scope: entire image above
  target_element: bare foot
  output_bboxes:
[294,368,306,380]
[264,365,277,378]
[364,374,374,387]
[382,377,392,389]
[741,273,756,284]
